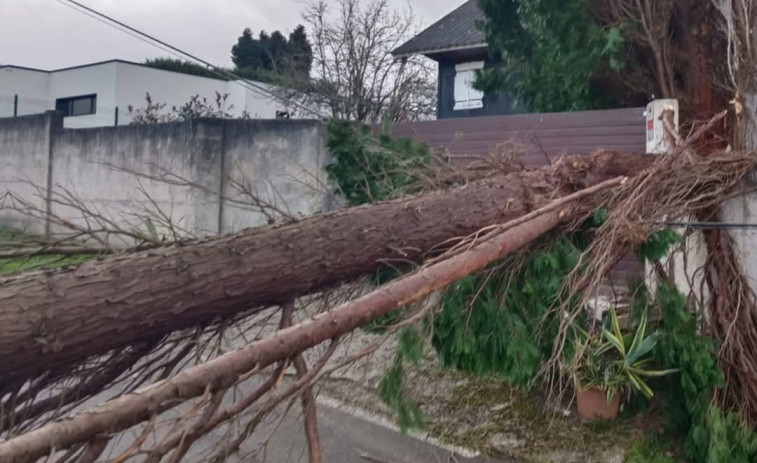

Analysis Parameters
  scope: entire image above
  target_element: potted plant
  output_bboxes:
[573,307,677,420]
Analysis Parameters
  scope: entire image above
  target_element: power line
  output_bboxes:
[54,0,325,118]
[55,0,304,111]
[652,221,757,230]
[53,1,184,61]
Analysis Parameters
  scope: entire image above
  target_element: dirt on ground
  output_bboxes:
[313,331,653,463]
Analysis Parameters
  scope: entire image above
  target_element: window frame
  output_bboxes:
[55,94,97,117]
[453,61,485,111]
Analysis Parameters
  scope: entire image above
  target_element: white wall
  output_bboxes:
[50,62,118,128]
[0,67,52,117]
[114,63,289,123]
[0,67,50,99]
[242,82,286,119]
[1,60,299,128]
[114,62,234,124]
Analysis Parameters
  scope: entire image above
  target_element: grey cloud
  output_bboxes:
[0,0,463,69]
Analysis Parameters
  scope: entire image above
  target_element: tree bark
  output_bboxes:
[0,182,595,463]
[0,151,651,387]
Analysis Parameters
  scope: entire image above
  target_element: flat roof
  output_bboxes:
[0,59,227,81]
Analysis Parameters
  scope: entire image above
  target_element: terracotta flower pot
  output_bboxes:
[576,386,620,420]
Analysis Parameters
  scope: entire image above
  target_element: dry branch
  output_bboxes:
[0,177,626,463]
[281,300,322,463]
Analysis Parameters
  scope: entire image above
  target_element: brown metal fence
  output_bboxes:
[390,107,647,285]
[391,107,646,167]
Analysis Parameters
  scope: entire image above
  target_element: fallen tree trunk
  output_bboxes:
[0,177,628,463]
[0,151,651,386]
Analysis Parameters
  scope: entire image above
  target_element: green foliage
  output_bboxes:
[231,26,312,80]
[144,58,225,80]
[650,284,722,454]
[638,282,757,463]
[477,0,627,112]
[624,433,679,463]
[703,407,757,463]
[323,120,430,334]
[428,223,757,462]
[324,119,431,206]
[378,327,426,432]
[576,307,676,402]
[432,237,584,386]
[592,207,610,226]
[636,230,683,262]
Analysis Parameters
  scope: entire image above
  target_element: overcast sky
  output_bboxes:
[0,0,462,70]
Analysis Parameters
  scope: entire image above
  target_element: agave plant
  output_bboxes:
[576,306,678,401]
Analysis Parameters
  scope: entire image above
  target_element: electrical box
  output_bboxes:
[645,99,679,154]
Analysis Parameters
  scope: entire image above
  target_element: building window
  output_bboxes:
[453,61,484,110]
[55,94,97,117]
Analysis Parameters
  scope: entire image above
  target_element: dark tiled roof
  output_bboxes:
[392,0,486,57]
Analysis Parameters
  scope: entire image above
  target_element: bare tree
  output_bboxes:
[711,0,757,148]
[598,0,726,125]
[299,0,435,122]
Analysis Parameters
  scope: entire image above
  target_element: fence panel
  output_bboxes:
[0,95,54,118]
[391,107,646,168]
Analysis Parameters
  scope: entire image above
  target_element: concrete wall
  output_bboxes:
[0,112,59,233]
[0,112,332,241]
[51,119,223,238]
[221,119,330,231]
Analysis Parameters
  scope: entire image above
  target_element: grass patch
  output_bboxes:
[0,254,93,275]
[624,433,681,463]
[0,227,94,275]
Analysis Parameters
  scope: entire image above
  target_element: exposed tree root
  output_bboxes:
[542,112,757,428]
[701,220,757,426]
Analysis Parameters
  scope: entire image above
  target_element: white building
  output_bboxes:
[0,59,299,128]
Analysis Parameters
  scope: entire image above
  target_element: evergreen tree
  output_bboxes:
[231,26,313,81]
[287,25,313,78]
[266,31,289,73]
[476,0,626,112]
[231,28,266,70]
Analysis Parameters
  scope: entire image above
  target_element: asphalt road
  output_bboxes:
[92,379,510,463]
[215,397,510,463]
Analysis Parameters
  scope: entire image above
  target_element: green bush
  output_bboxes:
[325,119,431,206]
[640,282,757,463]
[378,327,426,432]
[432,237,584,386]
